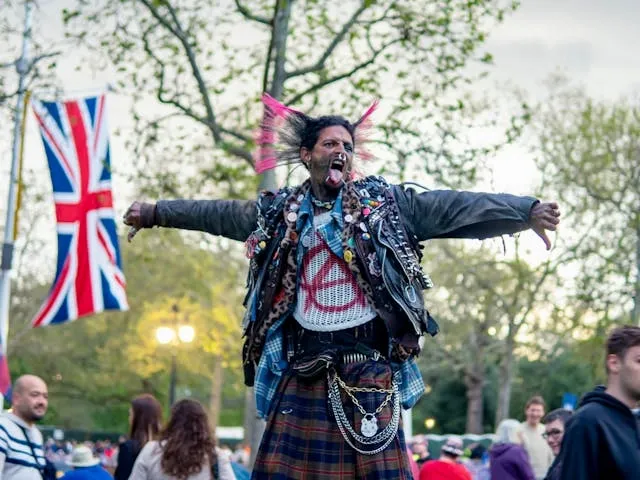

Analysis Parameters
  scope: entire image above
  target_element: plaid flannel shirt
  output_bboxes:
[253,191,425,418]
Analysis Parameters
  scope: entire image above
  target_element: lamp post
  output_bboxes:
[156,304,195,406]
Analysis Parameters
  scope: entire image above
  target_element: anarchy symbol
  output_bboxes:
[299,235,366,314]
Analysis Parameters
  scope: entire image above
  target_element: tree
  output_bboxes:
[62,0,525,197]
[420,235,573,431]
[62,0,529,455]
[0,1,60,109]
[8,229,247,432]
[533,78,640,325]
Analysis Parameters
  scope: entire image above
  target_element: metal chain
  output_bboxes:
[334,374,394,416]
[329,377,400,444]
[327,372,401,455]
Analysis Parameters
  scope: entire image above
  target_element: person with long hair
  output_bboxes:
[128,399,235,480]
[114,394,162,480]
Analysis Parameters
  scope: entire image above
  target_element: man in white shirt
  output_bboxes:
[517,395,554,480]
[0,375,48,480]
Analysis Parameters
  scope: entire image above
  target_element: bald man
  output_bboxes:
[0,375,49,479]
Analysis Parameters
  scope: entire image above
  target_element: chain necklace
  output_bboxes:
[327,371,401,455]
[310,196,336,210]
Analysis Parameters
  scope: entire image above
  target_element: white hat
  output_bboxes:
[68,445,100,467]
[441,436,465,457]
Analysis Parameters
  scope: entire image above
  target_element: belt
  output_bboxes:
[294,318,388,358]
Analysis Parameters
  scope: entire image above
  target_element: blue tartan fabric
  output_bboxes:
[296,190,344,260]
[253,190,425,418]
[252,359,413,480]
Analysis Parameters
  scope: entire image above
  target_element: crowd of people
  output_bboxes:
[0,324,638,479]
[44,439,120,473]
[406,397,568,480]
[409,325,640,479]
[0,380,247,479]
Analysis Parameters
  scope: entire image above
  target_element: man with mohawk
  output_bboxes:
[124,95,560,479]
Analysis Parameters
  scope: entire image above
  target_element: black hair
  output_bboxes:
[299,115,355,150]
[543,408,572,425]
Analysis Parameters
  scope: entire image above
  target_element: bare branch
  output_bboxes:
[286,1,368,79]
[220,126,252,143]
[234,0,271,25]
[138,0,181,38]
[138,0,253,165]
[30,51,61,66]
[285,38,401,105]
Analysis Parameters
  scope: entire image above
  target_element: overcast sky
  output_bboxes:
[487,0,640,98]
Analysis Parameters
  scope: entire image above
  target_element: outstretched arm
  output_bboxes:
[123,198,258,242]
[393,186,560,249]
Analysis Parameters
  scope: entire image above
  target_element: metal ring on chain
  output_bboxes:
[329,375,400,444]
[329,378,400,445]
[327,372,401,455]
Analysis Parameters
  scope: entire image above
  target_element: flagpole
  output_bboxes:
[0,0,33,406]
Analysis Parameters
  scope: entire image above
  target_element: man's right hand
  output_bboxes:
[122,201,156,242]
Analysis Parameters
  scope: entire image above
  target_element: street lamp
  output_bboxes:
[155,304,195,406]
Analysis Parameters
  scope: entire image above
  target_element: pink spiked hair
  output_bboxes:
[254,94,379,175]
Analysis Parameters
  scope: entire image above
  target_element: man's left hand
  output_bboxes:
[529,202,560,250]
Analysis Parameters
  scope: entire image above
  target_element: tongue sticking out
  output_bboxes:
[325,168,344,188]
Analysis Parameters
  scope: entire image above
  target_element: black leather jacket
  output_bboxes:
[154,179,537,358]
[155,185,536,244]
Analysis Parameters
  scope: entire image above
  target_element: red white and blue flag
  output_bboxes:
[30,94,128,327]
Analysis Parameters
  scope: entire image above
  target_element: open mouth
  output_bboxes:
[330,158,345,171]
[325,158,346,187]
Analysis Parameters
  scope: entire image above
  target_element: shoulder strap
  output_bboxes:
[13,422,44,479]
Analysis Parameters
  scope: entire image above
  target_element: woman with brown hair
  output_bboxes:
[128,399,235,480]
[114,394,163,480]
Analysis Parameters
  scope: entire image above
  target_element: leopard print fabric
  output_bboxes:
[247,182,309,363]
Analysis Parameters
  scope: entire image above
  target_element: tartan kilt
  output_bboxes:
[252,358,413,479]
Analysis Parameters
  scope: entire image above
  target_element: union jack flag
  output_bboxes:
[30,95,128,327]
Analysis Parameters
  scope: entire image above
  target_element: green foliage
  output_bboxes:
[414,334,606,435]
[62,0,524,195]
[417,237,566,430]
[8,230,247,432]
[533,78,640,323]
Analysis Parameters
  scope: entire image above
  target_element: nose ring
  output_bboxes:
[338,153,345,161]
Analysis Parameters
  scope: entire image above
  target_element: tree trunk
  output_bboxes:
[465,329,485,434]
[465,371,484,434]
[209,356,223,435]
[633,218,640,325]
[248,0,294,463]
[258,0,294,193]
[495,334,515,426]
